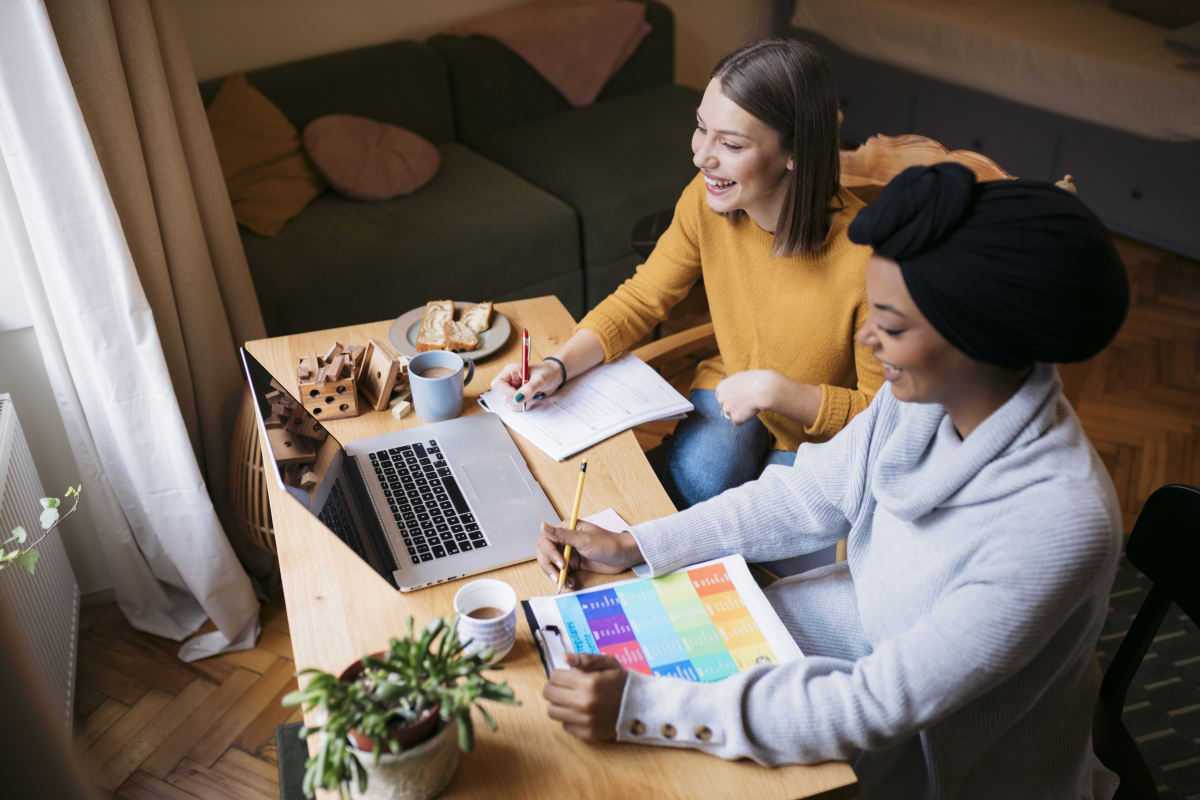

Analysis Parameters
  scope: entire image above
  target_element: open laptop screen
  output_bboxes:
[241,348,344,503]
[239,348,393,581]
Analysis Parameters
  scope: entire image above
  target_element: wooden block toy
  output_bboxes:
[299,342,359,421]
[357,338,400,412]
[298,416,328,443]
[283,402,308,432]
[322,342,343,363]
[301,374,357,420]
[267,427,316,467]
[300,470,318,489]
[391,400,412,420]
[274,401,327,443]
[348,345,366,374]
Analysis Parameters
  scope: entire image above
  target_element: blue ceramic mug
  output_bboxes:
[408,351,475,422]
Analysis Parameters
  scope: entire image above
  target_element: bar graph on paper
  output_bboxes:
[536,555,802,682]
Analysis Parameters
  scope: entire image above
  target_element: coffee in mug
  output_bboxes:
[417,366,459,379]
[453,579,517,664]
[466,606,505,620]
[407,351,475,423]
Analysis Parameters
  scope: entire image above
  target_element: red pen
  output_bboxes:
[520,328,530,411]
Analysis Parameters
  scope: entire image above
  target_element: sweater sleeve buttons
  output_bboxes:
[661,724,676,739]
[629,719,645,736]
[694,725,712,742]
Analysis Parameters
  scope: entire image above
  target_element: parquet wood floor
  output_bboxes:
[1062,237,1200,532]
[75,236,1198,799]
[76,599,298,800]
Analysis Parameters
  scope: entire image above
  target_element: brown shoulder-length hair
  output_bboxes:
[711,39,841,257]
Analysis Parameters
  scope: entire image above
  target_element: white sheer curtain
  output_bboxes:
[0,0,259,661]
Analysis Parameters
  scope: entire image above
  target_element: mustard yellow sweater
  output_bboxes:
[578,173,884,452]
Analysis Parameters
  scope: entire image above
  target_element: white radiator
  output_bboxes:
[0,393,79,734]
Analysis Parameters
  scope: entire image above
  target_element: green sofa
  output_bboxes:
[200,1,701,337]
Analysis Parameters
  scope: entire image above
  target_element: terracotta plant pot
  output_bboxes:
[339,652,442,753]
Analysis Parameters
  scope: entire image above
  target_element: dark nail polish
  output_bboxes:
[514,392,525,403]
[533,393,545,400]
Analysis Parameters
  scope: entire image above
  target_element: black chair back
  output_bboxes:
[1102,484,1200,716]
[1094,483,1200,800]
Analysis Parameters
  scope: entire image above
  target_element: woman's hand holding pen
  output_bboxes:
[544,652,627,741]
[535,521,641,591]
[489,328,606,412]
[491,361,562,411]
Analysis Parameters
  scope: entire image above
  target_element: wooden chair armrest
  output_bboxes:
[632,323,716,370]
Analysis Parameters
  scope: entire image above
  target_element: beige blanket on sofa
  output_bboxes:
[447,0,651,107]
[792,0,1200,141]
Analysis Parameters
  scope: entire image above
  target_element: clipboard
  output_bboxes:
[522,600,571,677]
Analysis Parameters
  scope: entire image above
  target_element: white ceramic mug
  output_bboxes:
[453,579,517,664]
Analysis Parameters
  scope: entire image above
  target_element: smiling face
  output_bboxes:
[856,254,978,405]
[692,78,793,231]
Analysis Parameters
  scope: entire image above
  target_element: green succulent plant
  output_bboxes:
[282,615,517,799]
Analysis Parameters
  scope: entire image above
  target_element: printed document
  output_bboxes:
[478,352,693,461]
[528,553,802,679]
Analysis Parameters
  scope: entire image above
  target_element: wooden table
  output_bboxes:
[246,296,858,800]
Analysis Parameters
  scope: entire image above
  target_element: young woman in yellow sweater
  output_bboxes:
[492,40,883,553]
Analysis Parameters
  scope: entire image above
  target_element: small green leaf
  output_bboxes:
[2,549,19,561]
[16,548,39,575]
[3,526,25,545]
[40,507,59,529]
[40,497,60,510]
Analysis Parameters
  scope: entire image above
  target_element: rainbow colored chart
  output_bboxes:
[536,556,800,682]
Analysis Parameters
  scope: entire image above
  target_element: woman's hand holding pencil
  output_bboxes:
[535,521,642,590]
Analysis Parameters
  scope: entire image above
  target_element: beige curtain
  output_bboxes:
[43,0,268,572]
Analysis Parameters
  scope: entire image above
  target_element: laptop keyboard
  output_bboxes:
[369,439,489,565]
[318,480,368,562]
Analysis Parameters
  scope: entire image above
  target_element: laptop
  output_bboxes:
[240,348,558,591]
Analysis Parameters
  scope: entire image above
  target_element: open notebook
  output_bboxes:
[477,352,693,461]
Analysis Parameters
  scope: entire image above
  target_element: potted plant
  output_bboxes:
[0,486,82,575]
[283,615,517,800]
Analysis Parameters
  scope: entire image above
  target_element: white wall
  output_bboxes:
[669,0,774,89]
[174,0,773,90]
[0,196,111,595]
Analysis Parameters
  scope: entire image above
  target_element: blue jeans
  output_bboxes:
[656,390,837,578]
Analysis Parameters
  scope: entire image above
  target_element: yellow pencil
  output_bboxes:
[557,458,588,594]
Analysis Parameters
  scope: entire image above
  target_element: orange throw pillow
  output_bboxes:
[206,73,325,237]
[303,115,441,202]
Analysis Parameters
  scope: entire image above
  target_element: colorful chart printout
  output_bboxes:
[535,555,801,682]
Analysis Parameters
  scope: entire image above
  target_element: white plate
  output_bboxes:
[387,302,511,361]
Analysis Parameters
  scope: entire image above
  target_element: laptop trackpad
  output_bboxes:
[462,456,532,506]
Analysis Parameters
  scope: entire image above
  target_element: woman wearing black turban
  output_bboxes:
[533,164,1131,799]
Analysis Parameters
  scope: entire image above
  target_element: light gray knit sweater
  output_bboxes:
[619,362,1122,799]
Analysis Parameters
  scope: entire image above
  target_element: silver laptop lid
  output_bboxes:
[240,348,395,582]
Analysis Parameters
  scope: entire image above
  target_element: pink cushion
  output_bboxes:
[303,115,440,202]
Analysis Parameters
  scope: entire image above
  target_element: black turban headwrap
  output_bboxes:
[847,163,1129,368]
